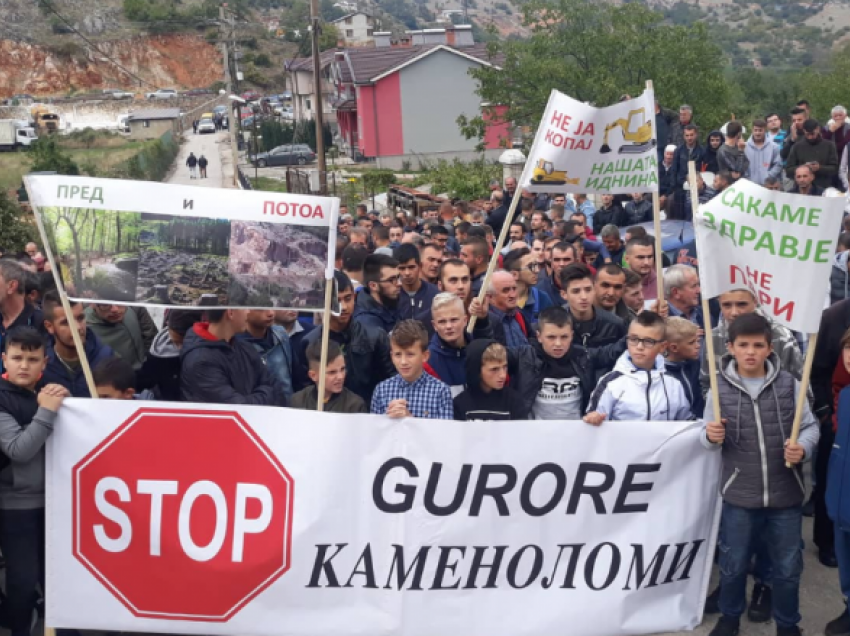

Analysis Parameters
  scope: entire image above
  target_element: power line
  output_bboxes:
[36,0,162,90]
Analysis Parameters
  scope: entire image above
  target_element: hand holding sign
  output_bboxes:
[784,439,805,465]
[706,419,726,445]
[583,411,606,427]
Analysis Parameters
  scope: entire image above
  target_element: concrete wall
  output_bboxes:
[376,147,502,170]
[398,50,485,156]
[129,118,176,141]
[337,13,374,46]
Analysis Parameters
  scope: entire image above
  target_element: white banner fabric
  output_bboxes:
[695,178,843,333]
[522,88,659,195]
[47,400,721,636]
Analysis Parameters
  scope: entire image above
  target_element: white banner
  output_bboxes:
[26,175,338,310]
[695,178,843,333]
[522,88,658,195]
[47,401,721,636]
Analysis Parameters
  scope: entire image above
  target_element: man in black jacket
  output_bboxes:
[559,263,626,355]
[592,195,625,236]
[180,308,285,406]
[353,254,401,333]
[671,125,705,220]
[136,308,199,402]
[299,271,395,404]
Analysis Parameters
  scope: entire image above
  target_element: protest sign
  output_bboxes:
[522,88,658,195]
[694,178,843,333]
[48,401,721,636]
[26,175,338,310]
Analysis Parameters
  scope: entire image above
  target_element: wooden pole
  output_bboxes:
[687,162,720,423]
[646,80,665,312]
[315,277,334,412]
[787,333,817,467]
[467,191,523,333]
[24,176,98,399]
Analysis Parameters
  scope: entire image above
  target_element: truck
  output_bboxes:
[0,120,38,151]
[31,105,60,134]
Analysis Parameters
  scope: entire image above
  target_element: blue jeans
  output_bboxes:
[835,524,850,602]
[718,502,803,629]
[0,508,44,636]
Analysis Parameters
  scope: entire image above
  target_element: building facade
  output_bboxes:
[331,11,375,47]
[127,108,180,140]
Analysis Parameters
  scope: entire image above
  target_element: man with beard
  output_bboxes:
[594,263,631,325]
[353,254,401,333]
[624,236,658,301]
[505,247,554,326]
[790,164,824,197]
[41,291,114,397]
[745,119,782,186]
[300,271,395,403]
[785,119,839,190]
[460,238,489,296]
[780,106,809,162]
[394,243,438,324]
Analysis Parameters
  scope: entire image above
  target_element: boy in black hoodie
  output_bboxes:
[454,340,524,420]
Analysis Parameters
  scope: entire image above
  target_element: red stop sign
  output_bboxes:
[73,408,294,622]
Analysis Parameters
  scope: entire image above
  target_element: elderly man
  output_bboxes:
[823,104,850,161]
[790,164,823,196]
[664,264,703,326]
[84,302,147,369]
[488,269,529,348]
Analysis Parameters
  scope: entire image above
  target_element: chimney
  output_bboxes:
[407,30,424,45]
[454,24,474,47]
[374,31,392,47]
[422,28,447,45]
[334,51,346,61]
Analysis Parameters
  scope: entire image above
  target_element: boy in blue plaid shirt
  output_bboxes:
[371,320,453,419]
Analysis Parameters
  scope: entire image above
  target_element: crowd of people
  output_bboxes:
[2,100,850,636]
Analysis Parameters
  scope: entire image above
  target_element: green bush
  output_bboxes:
[120,134,179,182]
[362,169,397,193]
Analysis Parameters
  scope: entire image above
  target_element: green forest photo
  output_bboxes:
[41,206,141,302]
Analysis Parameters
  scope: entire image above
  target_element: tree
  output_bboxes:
[28,137,80,175]
[460,0,731,140]
[0,192,37,253]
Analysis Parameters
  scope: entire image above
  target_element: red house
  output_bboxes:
[328,26,510,169]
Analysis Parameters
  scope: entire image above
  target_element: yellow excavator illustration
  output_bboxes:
[599,108,657,154]
[531,159,580,185]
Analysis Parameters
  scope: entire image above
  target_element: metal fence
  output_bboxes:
[237,166,252,190]
[285,169,384,208]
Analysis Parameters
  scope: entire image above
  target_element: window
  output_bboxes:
[345,17,352,24]
[367,28,374,36]
[346,29,354,37]
[306,98,312,111]
[143,121,150,128]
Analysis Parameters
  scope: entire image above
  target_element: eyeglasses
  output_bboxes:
[525,262,540,272]
[626,336,664,348]
[379,275,402,284]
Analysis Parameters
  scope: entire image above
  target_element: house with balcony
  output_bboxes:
[284,51,338,128]
[327,26,510,169]
[331,11,376,47]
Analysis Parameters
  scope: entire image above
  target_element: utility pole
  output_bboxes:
[221,4,240,188]
[309,0,328,195]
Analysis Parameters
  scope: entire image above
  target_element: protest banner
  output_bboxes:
[694,177,842,334]
[468,83,661,332]
[25,175,338,310]
[522,87,658,196]
[47,401,721,636]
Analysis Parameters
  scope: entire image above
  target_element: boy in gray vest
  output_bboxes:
[702,313,818,636]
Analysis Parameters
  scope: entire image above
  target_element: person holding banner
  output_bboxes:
[0,327,70,636]
[702,313,818,636]
[452,339,524,421]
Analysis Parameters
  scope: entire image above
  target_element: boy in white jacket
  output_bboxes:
[584,311,693,423]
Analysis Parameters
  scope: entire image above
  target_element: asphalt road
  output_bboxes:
[167,128,234,188]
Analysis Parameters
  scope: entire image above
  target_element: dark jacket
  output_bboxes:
[0,378,39,473]
[398,280,439,323]
[716,143,750,178]
[186,154,198,167]
[655,107,678,160]
[785,137,839,189]
[136,328,183,402]
[290,385,367,413]
[592,204,626,236]
[180,323,285,406]
[535,272,561,307]
[44,329,114,397]
[831,251,850,306]
[823,122,850,164]
[453,339,525,421]
[659,161,676,197]
[672,143,705,190]
[706,354,818,509]
[812,298,850,421]
[518,286,555,328]
[828,386,850,527]
[198,156,209,168]
[568,306,626,351]
[235,325,294,402]
[511,340,624,419]
[622,197,652,227]
[487,203,510,238]
[665,358,704,417]
[0,303,45,375]
[353,290,400,333]
[301,321,395,403]
[426,317,494,392]
[702,131,724,174]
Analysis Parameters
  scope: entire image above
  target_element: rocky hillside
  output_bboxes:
[0,34,223,98]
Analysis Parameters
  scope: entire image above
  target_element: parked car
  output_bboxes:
[102,89,134,100]
[197,118,216,134]
[183,88,214,96]
[213,105,228,115]
[145,89,178,100]
[275,105,294,120]
[250,144,316,167]
[241,90,261,102]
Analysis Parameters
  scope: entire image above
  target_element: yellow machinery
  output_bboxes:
[31,105,60,134]
[599,108,656,154]
[531,159,580,185]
